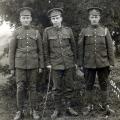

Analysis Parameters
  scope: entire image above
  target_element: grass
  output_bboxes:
[0,56,120,120]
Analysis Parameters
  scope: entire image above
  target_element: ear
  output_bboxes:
[88,15,91,21]
[61,16,63,22]
[19,16,22,22]
[30,16,32,21]
[98,15,101,20]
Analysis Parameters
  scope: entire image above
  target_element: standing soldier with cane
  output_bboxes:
[43,7,78,120]
[78,7,115,116]
[9,7,44,120]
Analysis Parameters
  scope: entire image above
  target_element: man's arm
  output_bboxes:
[105,28,115,66]
[36,30,44,69]
[78,28,85,67]
[9,31,17,70]
[43,29,51,67]
[69,28,77,64]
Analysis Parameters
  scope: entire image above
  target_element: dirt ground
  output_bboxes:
[0,58,120,120]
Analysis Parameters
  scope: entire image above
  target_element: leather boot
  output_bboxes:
[83,90,94,116]
[100,91,108,108]
[51,109,60,120]
[65,101,78,116]
[31,110,40,120]
[66,107,78,116]
[99,104,115,116]
[83,104,94,116]
[14,111,24,120]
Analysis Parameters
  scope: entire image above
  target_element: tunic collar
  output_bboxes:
[22,25,31,30]
[90,24,100,29]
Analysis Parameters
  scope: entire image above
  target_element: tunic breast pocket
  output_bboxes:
[16,35,25,48]
[29,35,37,40]
[61,34,71,46]
[85,34,94,45]
[29,35,37,46]
[96,33,106,44]
[48,36,58,47]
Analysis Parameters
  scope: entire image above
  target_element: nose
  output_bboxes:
[25,18,29,21]
[54,18,58,22]
[93,17,96,20]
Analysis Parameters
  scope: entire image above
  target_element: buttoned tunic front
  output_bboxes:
[78,25,114,68]
[9,26,44,69]
[43,26,77,70]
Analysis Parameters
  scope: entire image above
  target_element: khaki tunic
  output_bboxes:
[43,26,77,70]
[78,25,114,68]
[9,26,44,69]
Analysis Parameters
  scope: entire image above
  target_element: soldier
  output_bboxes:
[9,7,44,120]
[78,7,115,116]
[43,8,78,119]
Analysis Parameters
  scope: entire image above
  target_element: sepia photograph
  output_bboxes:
[0,0,120,120]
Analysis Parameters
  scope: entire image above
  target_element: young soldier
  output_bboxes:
[43,8,78,119]
[9,7,44,120]
[78,7,115,115]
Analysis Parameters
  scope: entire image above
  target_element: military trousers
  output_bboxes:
[52,68,74,111]
[16,68,38,111]
[84,67,110,106]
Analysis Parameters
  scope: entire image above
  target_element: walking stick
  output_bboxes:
[41,67,52,120]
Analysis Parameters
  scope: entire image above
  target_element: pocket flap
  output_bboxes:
[62,34,71,39]
[49,36,57,39]
[16,35,25,39]
[85,33,93,37]
[29,34,37,40]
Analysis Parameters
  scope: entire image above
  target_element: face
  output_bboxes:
[50,15,63,27]
[20,15,32,26]
[89,14,100,26]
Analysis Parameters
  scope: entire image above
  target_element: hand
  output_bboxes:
[76,68,84,78]
[109,65,114,70]
[10,70,15,76]
[38,68,42,73]
[75,64,78,69]
[80,66,83,71]
[46,65,52,69]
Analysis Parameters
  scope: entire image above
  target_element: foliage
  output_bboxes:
[0,0,120,31]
